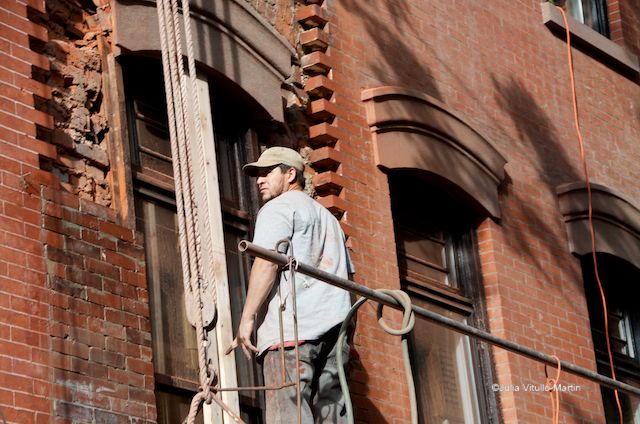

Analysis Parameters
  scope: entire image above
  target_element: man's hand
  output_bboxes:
[226,257,278,360]
[226,316,259,360]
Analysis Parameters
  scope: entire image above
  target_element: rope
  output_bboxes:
[276,239,303,424]
[555,5,624,423]
[155,0,231,421]
[337,290,418,424]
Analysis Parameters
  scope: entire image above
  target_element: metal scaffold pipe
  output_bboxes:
[238,240,640,399]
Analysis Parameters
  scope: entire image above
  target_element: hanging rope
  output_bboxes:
[155,0,234,422]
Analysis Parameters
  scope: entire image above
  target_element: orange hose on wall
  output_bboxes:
[555,4,624,424]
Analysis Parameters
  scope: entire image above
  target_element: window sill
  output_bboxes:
[541,2,639,77]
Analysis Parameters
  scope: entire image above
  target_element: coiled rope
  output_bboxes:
[337,290,418,424]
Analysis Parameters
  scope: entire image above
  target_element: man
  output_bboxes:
[226,146,353,423]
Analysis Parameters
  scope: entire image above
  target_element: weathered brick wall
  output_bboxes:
[1,0,55,422]
[323,0,640,423]
[31,0,113,207]
[1,1,155,423]
[618,0,640,57]
[243,0,297,45]
[43,188,153,423]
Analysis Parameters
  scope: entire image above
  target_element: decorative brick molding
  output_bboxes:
[296,4,327,28]
[112,0,295,123]
[297,0,349,236]
[362,86,507,219]
[557,182,640,269]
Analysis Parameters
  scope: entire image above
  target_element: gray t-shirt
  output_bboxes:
[252,190,353,355]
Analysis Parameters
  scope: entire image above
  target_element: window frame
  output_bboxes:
[121,56,275,422]
[541,2,640,76]
[389,172,500,424]
[568,0,610,38]
[581,253,640,424]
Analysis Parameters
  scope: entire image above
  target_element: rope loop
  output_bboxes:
[375,289,415,336]
[285,256,299,272]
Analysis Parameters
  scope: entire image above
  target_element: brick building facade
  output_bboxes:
[0,0,639,423]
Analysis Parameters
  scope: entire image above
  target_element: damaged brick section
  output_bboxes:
[32,0,113,206]
[244,0,297,45]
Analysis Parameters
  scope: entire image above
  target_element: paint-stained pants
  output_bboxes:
[262,326,349,423]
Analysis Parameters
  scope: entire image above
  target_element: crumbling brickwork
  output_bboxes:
[1,0,154,422]
[33,0,113,206]
[244,0,297,45]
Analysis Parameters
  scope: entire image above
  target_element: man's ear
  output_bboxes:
[286,167,297,184]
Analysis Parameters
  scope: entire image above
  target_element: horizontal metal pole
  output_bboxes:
[239,240,640,399]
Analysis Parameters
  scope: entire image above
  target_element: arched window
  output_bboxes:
[581,254,640,423]
[390,171,494,423]
[111,1,295,421]
[123,55,288,423]
[364,86,507,423]
[558,182,640,422]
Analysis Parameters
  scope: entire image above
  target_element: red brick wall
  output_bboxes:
[1,0,54,422]
[43,190,154,424]
[1,1,155,423]
[2,0,639,423]
[324,0,640,423]
[618,0,640,57]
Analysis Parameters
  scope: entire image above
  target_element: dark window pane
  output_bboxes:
[224,224,264,398]
[409,300,481,424]
[389,171,489,423]
[126,57,267,420]
[156,388,203,424]
[134,116,171,159]
[582,254,640,423]
[139,152,173,178]
[601,386,640,424]
[568,0,610,37]
[396,226,451,287]
[123,57,174,180]
[135,197,199,382]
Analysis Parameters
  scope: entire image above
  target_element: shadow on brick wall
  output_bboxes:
[491,75,599,423]
[491,75,584,288]
[339,0,442,101]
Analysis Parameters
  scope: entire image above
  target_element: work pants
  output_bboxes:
[262,326,349,423]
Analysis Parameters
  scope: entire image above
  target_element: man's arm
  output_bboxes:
[226,257,279,359]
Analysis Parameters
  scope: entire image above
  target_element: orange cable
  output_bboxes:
[545,355,562,424]
[556,5,624,424]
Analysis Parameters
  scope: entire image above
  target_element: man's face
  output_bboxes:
[256,166,288,202]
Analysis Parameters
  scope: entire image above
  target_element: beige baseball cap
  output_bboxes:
[242,147,304,176]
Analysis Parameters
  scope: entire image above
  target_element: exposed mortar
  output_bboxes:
[35,0,113,206]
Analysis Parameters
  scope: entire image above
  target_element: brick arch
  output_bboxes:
[111,0,295,121]
[361,86,507,218]
[557,182,640,270]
